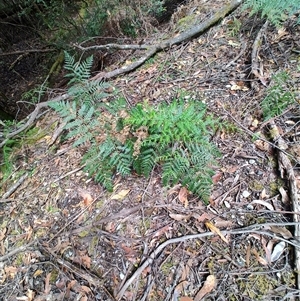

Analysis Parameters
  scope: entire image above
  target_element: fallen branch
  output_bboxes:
[0,48,56,57]
[1,173,28,199]
[251,20,268,87]
[74,43,150,51]
[268,120,300,291]
[0,0,242,144]
[116,222,300,300]
[0,241,35,262]
[0,93,69,148]
[91,0,243,81]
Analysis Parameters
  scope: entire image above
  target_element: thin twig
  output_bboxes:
[0,241,35,262]
[53,166,84,183]
[0,94,69,148]
[47,193,103,243]
[0,48,56,57]
[1,173,28,199]
[116,222,300,300]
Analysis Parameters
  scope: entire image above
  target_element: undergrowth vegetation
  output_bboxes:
[49,53,221,202]
[261,71,296,120]
[243,0,300,26]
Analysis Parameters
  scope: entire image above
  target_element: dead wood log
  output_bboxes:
[268,120,300,292]
[0,0,242,146]
[90,0,243,81]
[251,20,268,87]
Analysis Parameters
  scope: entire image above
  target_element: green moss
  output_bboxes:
[88,236,99,255]
[238,274,277,300]
[176,15,197,31]
[161,260,174,276]
[78,230,90,237]
[249,180,264,192]
[269,179,285,196]
[49,269,59,283]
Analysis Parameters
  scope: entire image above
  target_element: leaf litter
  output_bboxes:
[1,0,300,300]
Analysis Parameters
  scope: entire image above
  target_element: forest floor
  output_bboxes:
[1,1,300,300]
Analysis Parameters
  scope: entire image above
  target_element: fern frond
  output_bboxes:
[261,71,295,120]
[63,51,75,71]
[110,142,133,176]
[243,0,300,26]
[64,51,93,84]
[133,147,156,177]
[162,150,190,186]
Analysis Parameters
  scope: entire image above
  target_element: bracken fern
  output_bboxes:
[49,53,221,203]
[261,71,296,120]
[243,0,300,26]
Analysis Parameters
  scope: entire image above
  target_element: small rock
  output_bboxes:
[242,190,251,198]
[249,159,256,164]
[224,200,231,208]
[247,204,254,210]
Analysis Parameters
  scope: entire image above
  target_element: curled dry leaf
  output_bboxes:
[254,139,270,152]
[205,221,228,244]
[212,172,222,184]
[271,242,286,262]
[194,275,216,301]
[178,187,188,207]
[78,189,93,203]
[111,189,130,200]
[268,226,293,239]
[279,187,289,204]
[251,200,274,211]
[169,213,191,221]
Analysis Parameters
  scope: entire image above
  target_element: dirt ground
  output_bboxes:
[1,1,300,300]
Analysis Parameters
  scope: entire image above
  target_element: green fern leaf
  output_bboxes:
[134,147,156,177]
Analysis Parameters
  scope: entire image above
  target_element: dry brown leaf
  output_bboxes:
[111,189,130,200]
[152,225,172,239]
[81,254,91,269]
[268,226,293,239]
[205,221,228,244]
[178,187,188,207]
[174,280,189,295]
[254,139,270,151]
[33,269,43,277]
[169,213,191,221]
[79,190,93,207]
[44,272,51,294]
[260,236,271,264]
[5,266,18,279]
[194,275,216,301]
[252,249,268,266]
[212,172,222,184]
[246,244,251,267]
[251,200,274,211]
[80,286,92,294]
[197,212,214,223]
[179,297,194,301]
[0,228,7,241]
